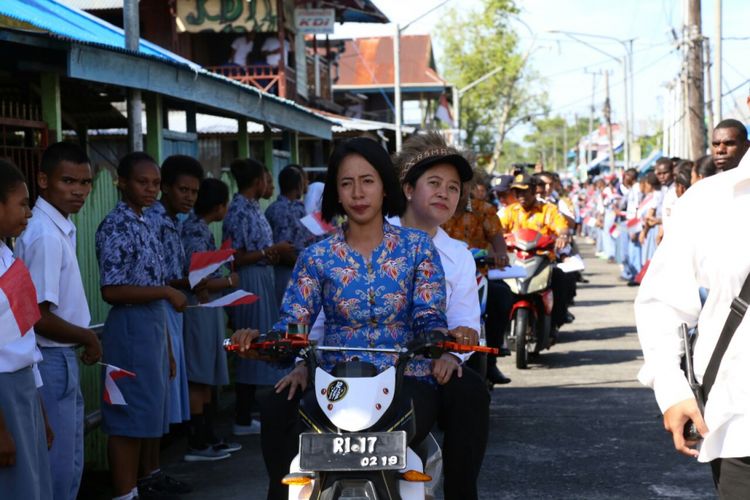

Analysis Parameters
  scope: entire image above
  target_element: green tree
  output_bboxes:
[436,0,546,171]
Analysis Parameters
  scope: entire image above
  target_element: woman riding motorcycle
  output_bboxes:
[232,138,468,499]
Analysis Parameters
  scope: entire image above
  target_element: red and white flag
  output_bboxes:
[583,216,597,228]
[609,224,621,239]
[300,211,335,237]
[188,249,236,288]
[193,289,259,308]
[220,238,233,250]
[0,259,41,348]
[625,218,642,235]
[102,363,136,406]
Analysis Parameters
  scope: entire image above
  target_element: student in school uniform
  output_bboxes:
[14,142,100,500]
[145,155,204,430]
[264,164,314,306]
[221,159,293,435]
[180,178,242,461]
[0,159,53,500]
[95,152,189,500]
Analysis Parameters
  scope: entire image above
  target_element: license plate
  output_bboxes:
[299,431,407,471]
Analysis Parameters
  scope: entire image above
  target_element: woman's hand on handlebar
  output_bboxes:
[275,363,308,400]
[432,353,462,385]
[448,327,479,346]
[230,329,260,358]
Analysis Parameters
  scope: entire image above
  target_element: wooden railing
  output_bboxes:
[208,64,296,100]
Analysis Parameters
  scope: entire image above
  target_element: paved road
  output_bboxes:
[157,243,716,500]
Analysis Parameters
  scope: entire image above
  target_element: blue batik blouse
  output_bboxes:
[179,211,221,278]
[144,201,186,282]
[273,221,448,379]
[96,201,166,287]
[222,194,273,264]
[265,195,313,252]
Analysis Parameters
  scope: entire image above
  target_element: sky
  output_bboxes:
[329,0,750,144]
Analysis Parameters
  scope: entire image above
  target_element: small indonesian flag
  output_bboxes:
[220,238,233,250]
[583,217,597,228]
[193,289,259,308]
[609,224,621,239]
[102,363,136,406]
[626,218,642,235]
[188,249,236,288]
[0,259,41,348]
[300,211,335,236]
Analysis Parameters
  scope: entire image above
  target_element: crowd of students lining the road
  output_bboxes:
[2,118,746,500]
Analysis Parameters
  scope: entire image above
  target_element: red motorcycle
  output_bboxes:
[503,229,556,369]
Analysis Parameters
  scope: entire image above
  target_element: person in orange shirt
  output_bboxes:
[443,177,512,385]
[500,173,575,331]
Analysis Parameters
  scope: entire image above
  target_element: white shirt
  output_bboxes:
[261,36,289,67]
[635,150,750,462]
[625,182,642,220]
[0,242,43,385]
[15,197,91,348]
[304,182,325,215]
[660,184,678,234]
[309,218,481,360]
[230,36,254,66]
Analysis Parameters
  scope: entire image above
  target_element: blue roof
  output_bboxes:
[0,0,197,68]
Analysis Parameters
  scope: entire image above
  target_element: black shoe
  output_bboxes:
[499,347,511,357]
[148,472,192,494]
[487,365,511,385]
[138,483,181,500]
[627,280,639,287]
[565,312,575,324]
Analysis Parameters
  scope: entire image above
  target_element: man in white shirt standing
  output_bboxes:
[229,32,255,67]
[635,120,750,495]
[15,142,100,500]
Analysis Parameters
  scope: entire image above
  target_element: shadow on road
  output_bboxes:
[527,349,643,369]
[558,325,634,342]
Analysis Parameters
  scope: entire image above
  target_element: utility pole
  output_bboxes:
[124,0,143,152]
[714,0,722,125]
[585,70,598,164]
[686,0,706,159]
[393,23,402,151]
[603,70,616,173]
[704,37,714,132]
[562,117,568,172]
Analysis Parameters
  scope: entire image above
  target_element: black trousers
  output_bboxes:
[258,378,439,500]
[551,267,576,328]
[711,457,750,500]
[437,366,490,500]
[485,280,514,365]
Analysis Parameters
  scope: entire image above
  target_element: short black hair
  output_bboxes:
[194,178,230,217]
[118,152,157,179]
[694,155,717,179]
[161,155,204,187]
[230,158,265,190]
[654,157,673,171]
[40,142,89,175]
[278,164,303,194]
[675,162,693,189]
[321,137,404,222]
[715,118,749,141]
[642,171,660,190]
[0,159,26,202]
[624,168,638,177]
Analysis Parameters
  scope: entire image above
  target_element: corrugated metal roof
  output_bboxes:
[57,0,127,10]
[0,0,196,66]
[335,34,447,90]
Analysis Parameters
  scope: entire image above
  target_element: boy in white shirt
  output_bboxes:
[15,142,100,500]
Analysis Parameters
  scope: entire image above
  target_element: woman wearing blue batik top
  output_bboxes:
[231,138,455,500]
[221,158,295,435]
[95,152,188,500]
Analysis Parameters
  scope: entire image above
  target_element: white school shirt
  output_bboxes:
[15,197,91,347]
[308,218,481,361]
[304,182,325,215]
[660,184,678,234]
[635,150,750,462]
[0,242,43,385]
[625,182,641,220]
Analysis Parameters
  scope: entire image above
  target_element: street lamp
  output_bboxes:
[547,30,635,168]
[394,0,452,151]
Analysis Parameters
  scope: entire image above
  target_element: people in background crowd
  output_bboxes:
[710,118,749,171]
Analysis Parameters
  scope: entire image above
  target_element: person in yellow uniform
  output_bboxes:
[499,173,574,332]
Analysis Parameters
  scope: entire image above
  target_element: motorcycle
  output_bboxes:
[225,331,496,500]
[503,229,557,369]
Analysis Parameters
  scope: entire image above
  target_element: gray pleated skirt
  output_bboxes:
[183,291,230,386]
